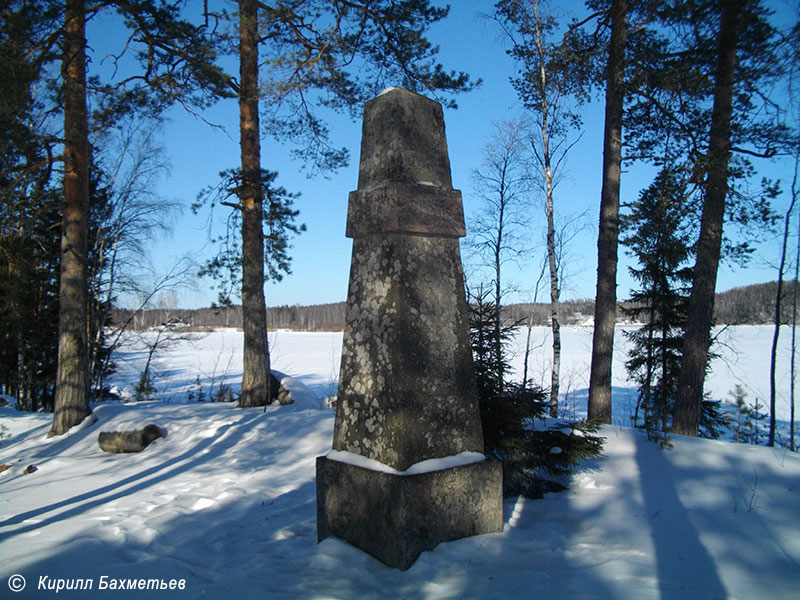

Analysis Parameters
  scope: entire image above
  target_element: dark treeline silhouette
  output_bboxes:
[111,303,347,332]
[111,281,796,332]
[714,281,799,325]
[503,300,597,327]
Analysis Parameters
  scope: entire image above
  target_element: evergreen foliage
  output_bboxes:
[0,0,232,430]
[730,385,769,445]
[0,1,63,411]
[226,0,478,175]
[563,0,793,435]
[134,371,157,402]
[621,167,729,441]
[621,168,694,437]
[468,288,604,499]
[193,169,306,306]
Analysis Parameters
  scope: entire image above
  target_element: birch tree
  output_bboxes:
[467,119,529,392]
[497,0,583,417]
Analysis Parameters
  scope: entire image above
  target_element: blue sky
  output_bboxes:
[96,0,798,309]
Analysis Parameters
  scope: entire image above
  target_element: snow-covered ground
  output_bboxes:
[1,326,798,599]
[110,324,798,425]
[509,325,798,425]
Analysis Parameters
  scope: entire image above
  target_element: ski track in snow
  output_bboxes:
[1,327,798,599]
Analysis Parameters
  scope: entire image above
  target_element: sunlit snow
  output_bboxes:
[1,326,798,599]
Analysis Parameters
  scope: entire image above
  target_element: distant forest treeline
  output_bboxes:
[111,303,348,332]
[112,281,798,332]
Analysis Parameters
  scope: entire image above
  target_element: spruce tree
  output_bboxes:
[608,0,793,437]
[0,2,62,411]
[622,167,729,440]
[621,168,694,438]
[468,287,604,499]
[566,0,791,433]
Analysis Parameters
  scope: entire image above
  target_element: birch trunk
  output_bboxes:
[530,1,561,418]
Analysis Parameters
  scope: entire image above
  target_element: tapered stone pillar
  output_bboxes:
[316,88,502,570]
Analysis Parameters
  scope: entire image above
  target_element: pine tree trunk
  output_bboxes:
[50,0,91,436]
[237,0,271,408]
[588,0,626,424]
[673,0,741,437]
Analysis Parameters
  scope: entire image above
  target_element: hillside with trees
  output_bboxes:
[714,281,800,324]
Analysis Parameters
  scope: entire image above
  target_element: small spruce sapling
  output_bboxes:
[729,385,768,445]
[468,288,604,498]
[134,371,157,402]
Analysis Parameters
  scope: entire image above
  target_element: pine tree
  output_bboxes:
[612,0,793,437]
[51,0,93,436]
[193,169,305,312]
[568,0,791,434]
[237,0,272,407]
[195,1,478,408]
[47,1,231,434]
[0,2,62,411]
[588,0,627,424]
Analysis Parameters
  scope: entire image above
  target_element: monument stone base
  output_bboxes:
[316,456,503,570]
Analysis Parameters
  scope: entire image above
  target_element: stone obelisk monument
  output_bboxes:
[316,87,502,570]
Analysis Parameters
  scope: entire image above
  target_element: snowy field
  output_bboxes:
[1,326,799,599]
[107,325,798,425]
[510,324,798,427]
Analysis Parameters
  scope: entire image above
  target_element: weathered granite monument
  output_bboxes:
[316,87,503,570]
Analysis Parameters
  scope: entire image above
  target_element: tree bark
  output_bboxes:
[494,197,504,393]
[587,0,626,424]
[672,0,741,436]
[531,0,561,418]
[237,0,271,408]
[543,113,560,419]
[791,205,798,451]
[767,186,797,445]
[50,0,91,436]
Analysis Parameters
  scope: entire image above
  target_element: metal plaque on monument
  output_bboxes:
[316,87,503,570]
